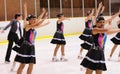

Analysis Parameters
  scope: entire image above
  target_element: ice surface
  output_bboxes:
[0,34,120,74]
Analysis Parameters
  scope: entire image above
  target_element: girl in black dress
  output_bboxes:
[78,2,105,59]
[109,18,120,61]
[14,3,49,74]
[80,10,120,74]
[51,13,70,62]
[78,9,94,59]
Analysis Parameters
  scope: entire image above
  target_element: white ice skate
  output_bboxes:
[52,57,59,62]
[78,54,83,59]
[108,57,112,61]
[60,57,68,62]
[10,62,16,71]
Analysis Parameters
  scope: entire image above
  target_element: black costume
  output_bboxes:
[4,19,22,62]
[15,29,36,64]
[81,33,107,71]
[51,21,66,44]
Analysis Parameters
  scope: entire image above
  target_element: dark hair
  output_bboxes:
[87,10,92,16]
[56,13,64,18]
[26,14,36,21]
[15,13,22,19]
[119,14,120,18]
[99,13,103,17]
[96,16,105,22]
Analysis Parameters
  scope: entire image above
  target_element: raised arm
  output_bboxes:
[95,2,103,18]
[25,11,49,29]
[92,27,120,35]
[92,28,108,34]
[93,20,120,35]
[37,21,50,28]
[23,2,28,28]
[105,9,120,24]
[37,8,46,19]
[91,2,103,25]
[85,9,94,22]
[100,6,105,15]
[107,20,120,34]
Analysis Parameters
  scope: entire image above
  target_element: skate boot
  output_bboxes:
[52,57,59,62]
[60,57,68,62]
[78,54,83,59]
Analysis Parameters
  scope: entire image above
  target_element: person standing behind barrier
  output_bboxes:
[1,13,22,63]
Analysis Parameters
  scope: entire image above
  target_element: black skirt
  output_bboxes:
[81,42,92,50]
[111,32,120,44]
[12,37,24,52]
[81,38,93,50]
[15,42,36,64]
[79,28,92,41]
[51,32,66,44]
[80,46,107,71]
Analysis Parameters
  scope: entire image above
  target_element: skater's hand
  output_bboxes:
[42,8,46,12]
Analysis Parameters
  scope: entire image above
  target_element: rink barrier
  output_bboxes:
[0,16,119,45]
[0,32,82,45]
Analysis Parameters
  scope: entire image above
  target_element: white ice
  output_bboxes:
[0,34,120,74]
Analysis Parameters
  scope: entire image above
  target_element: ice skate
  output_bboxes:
[60,57,68,62]
[52,57,59,62]
[10,62,16,71]
[78,54,83,59]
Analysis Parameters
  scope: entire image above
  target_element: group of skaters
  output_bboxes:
[77,2,120,74]
[1,2,120,74]
[78,2,120,61]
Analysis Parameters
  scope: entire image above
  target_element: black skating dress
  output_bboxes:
[15,29,37,64]
[81,33,107,71]
[79,20,93,50]
[79,20,92,41]
[50,21,66,45]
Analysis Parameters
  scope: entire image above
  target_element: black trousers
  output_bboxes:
[5,32,19,61]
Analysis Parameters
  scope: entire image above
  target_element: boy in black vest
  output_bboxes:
[1,13,22,63]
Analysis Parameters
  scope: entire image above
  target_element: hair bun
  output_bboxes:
[96,16,105,22]
[56,13,64,18]
[26,14,36,21]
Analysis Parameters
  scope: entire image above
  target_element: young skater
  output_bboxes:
[14,3,49,74]
[1,13,22,63]
[78,9,94,59]
[80,10,120,74]
[109,17,120,61]
[78,2,104,59]
[51,13,70,62]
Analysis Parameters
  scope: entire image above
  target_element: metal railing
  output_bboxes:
[2,0,120,21]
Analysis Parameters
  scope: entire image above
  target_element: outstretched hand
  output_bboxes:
[98,2,103,8]
[42,8,46,12]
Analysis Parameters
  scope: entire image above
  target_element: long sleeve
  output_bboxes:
[3,20,14,30]
[19,22,22,38]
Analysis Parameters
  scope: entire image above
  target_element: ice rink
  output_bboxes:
[0,34,120,74]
